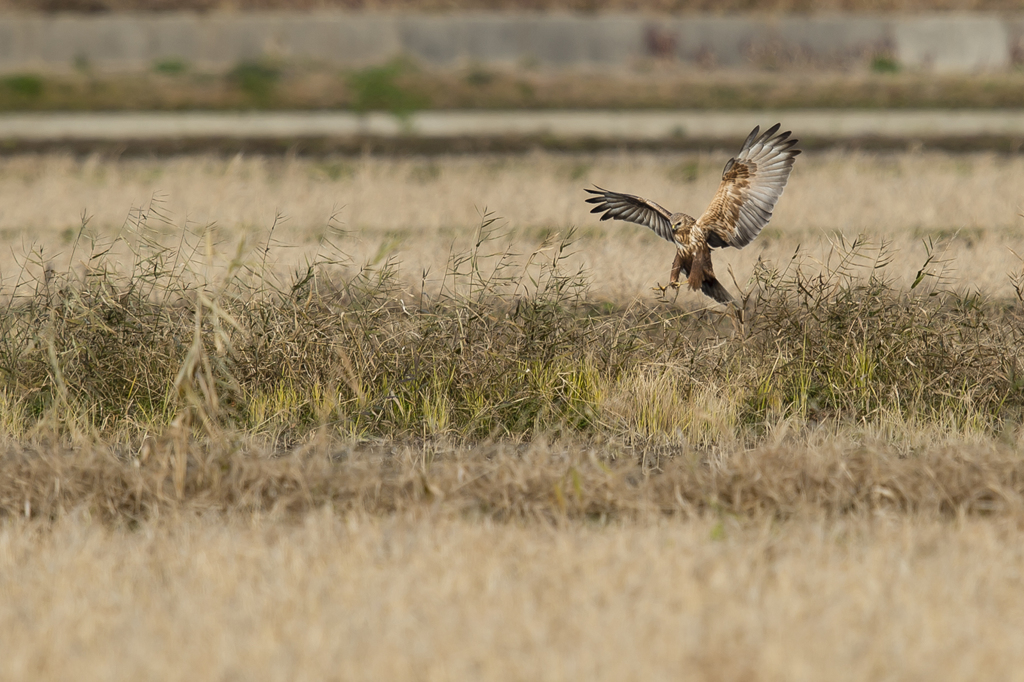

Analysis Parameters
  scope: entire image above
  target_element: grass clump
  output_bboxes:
[153,58,188,75]
[3,202,1024,451]
[871,54,900,74]
[348,60,429,118]
[741,237,1024,432]
[229,60,281,101]
[1,74,44,98]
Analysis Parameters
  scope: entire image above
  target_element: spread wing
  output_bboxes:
[584,186,676,244]
[698,123,800,249]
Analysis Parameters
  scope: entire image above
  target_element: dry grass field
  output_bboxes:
[3,147,1024,679]
[2,148,1022,295]
[4,513,1024,682]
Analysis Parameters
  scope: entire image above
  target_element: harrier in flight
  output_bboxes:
[585,123,799,304]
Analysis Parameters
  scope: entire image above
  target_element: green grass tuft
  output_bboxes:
[871,55,900,74]
[154,58,188,75]
[230,61,281,101]
[348,60,429,117]
[2,74,44,98]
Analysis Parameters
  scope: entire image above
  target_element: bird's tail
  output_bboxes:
[701,276,734,304]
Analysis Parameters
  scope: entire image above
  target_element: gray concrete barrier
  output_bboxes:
[0,12,1020,74]
[893,15,1010,71]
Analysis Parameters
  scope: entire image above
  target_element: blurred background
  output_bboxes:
[0,1,1022,297]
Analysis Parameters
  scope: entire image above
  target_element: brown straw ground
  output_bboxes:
[4,435,1024,523]
[2,508,1024,682]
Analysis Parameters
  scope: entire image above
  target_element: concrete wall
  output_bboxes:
[0,12,1020,73]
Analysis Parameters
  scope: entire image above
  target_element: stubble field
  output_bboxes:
[4,148,1023,295]
[2,147,1024,680]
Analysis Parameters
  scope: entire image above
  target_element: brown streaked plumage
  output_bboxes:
[585,123,800,304]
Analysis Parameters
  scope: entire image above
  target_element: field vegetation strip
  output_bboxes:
[4,436,1024,522]
[5,67,1024,113]
[0,203,1023,522]
[5,207,1024,442]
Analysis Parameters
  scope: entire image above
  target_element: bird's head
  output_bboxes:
[669,212,695,231]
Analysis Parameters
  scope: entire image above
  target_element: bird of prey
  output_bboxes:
[585,123,799,304]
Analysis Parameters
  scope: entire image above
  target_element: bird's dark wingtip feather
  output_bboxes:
[742,125,760,151]
[701,277,735,304]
